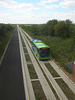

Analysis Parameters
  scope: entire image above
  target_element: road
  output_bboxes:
[0,27,25,100]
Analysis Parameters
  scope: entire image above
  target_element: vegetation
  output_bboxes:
[20,19,75,73]
[45,63,60,77]
[0,24,14,60]
[32,81,47,100]
[27,64,38,79]
[20,19,75,39]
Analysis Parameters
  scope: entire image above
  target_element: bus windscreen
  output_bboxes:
[39,48,50,57]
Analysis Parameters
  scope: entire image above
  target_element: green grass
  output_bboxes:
[32,81,47,100]
[27,64,38,79]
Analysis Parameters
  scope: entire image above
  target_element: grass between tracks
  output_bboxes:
[45,63,60,77]
[28,63,47,100]
[32,81,47,100]
[56,79,75,100]
[27,64,38,79]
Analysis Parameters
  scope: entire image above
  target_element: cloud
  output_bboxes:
[45,4,59,9]
[38,0,58,6]
[0,0,39,24]
[0,10,75,24]
[50,11,75,22]
[38,0,75,9]
[60,0,75,8]
[0,0,39,11]
[0,0,17,8]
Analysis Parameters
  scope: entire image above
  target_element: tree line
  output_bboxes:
[0,24,14,37]
[22,19,75,39]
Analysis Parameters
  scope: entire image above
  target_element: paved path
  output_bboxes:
[0,27,25,100]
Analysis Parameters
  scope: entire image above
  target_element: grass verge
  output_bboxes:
[25,54,32,62]
[27,64,38,79]
[45,63,60,77]
[32,81,47,100]
[23,47,28,53]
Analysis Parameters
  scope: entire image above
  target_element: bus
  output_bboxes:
[32,39,50,60]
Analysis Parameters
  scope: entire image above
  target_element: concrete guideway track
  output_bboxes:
[19,26,68,100]
[18,26,35,100]
[39,61,68,100]
[18,26,56,100]
[18,25,75,100]
[20,26,75,93]
[49,60,75,94]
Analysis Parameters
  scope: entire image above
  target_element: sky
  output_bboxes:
[0,0,75,24]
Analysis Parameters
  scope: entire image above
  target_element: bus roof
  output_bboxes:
[32,39,49,49]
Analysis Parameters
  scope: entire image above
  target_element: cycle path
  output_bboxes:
[0,27,25,100]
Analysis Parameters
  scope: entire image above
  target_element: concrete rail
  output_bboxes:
[49,60,75,94]
[18,25,75,100]
[19,26,56,100]
[18,26,35,100]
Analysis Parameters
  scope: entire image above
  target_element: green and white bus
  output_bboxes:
[32,39,50,60]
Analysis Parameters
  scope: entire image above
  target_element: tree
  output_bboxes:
[39,24,48,35]
[0,24,6,36]
[0,24,13,37]
[55,20,72,38]
[47,19,58,36]
[65,19,72,37]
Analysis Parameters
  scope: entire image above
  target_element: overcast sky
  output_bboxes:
[0,0,75,24]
